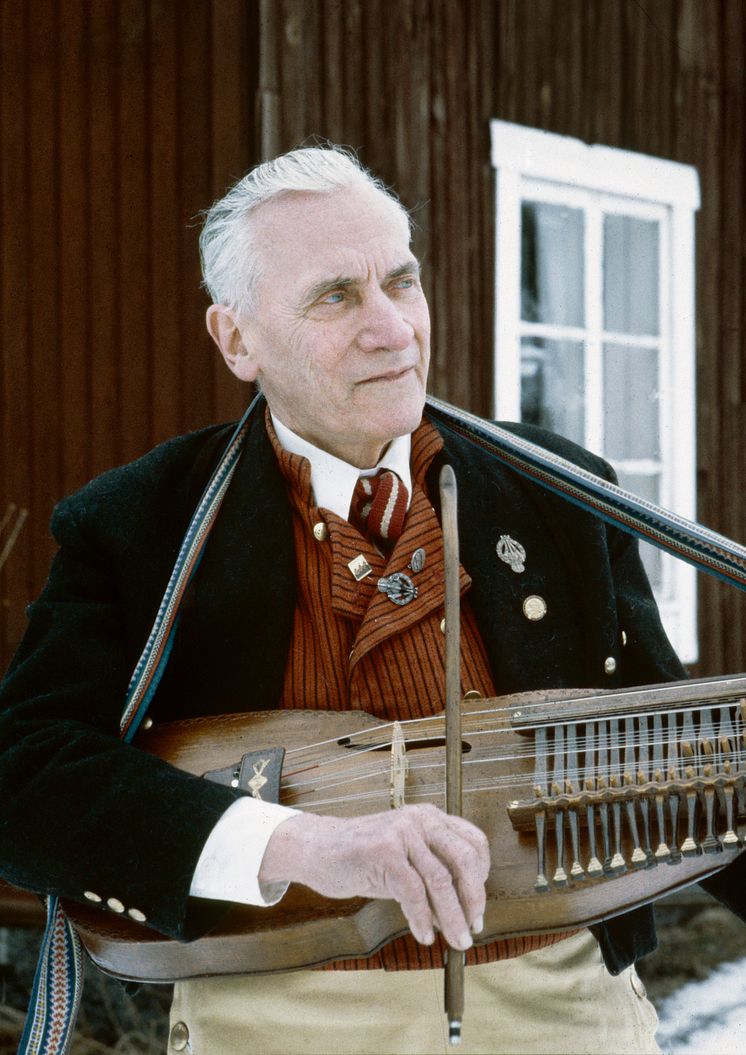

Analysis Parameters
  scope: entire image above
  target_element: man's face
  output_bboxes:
[215,183,430,468]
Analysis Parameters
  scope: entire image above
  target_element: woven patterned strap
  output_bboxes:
[17,897,85,1055]
[18,398,258,1055]
[426,395,746,593]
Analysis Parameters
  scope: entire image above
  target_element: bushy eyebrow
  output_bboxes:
[300,258,421,310]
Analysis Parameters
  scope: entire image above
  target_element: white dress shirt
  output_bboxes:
[189,415,413,907]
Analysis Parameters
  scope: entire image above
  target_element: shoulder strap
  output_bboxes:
[427,395,746,593]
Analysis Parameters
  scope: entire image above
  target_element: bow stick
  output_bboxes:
[440,464,465,1044]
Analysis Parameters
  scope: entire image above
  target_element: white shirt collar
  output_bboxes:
[270,413,413,521]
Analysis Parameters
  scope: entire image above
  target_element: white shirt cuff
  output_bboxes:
[189,797,299,907]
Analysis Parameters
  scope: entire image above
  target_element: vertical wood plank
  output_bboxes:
[716,0,744,670]
[259,0,282,161]
[28,0,61,580]
[687,0,724,674]
[118,0,152,461]
[320,0,347,144]
[88,0,121,478]
[149,0,181,442]
[210,0,255,423]
[0,0,33,656]
[59,0,91,492]
[179,0,217,430]
[587,0,625,145]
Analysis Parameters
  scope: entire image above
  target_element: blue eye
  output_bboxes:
[322,291,345,304]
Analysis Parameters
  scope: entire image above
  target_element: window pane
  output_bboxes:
[521,202,584,326]
[521,338,585,444]
[603,215,659,336]
[615,471,663,591]
[603,344,660,461]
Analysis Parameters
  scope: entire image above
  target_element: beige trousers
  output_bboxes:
[168,931,661,1055]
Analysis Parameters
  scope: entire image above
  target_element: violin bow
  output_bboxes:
[440,464,465,1044]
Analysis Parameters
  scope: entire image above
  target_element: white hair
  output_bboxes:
[199,146,412,316]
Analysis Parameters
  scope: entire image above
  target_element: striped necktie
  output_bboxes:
[350,470,409,550]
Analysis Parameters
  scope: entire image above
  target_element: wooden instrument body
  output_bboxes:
[64,679,746,983]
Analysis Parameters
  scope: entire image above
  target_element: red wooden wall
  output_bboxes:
[0,0,259,664]
[1,0,745,677]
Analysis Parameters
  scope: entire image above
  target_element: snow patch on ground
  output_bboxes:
[655,956,746,1054]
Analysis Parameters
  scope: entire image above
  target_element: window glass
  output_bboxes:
[603,344,660,461]
[521,202,584,327]
[603,215,660,336]
[520,337,585,445]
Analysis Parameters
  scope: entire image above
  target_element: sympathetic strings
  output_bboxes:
[278,703,746,815]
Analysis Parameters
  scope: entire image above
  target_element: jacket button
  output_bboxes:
[128,907,147,923]
[106,898,125,913]
[463,689,483,700]
[604,656,617,675]
[83,891,102,903]
[169,1021,190,1051]
[522,595,547,621]
[313,522,328,541]
[621,630,628,646]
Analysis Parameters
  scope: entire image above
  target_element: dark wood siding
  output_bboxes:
[1,0,744,677]
[0,0,259,665]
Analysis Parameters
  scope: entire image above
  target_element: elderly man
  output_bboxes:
[1,147,741,1054]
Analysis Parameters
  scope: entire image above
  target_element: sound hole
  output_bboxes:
[337,736,472,754]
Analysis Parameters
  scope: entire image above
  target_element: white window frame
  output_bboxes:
[491,120,701,663]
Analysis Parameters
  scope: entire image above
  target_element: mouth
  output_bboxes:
[361,366,416,384]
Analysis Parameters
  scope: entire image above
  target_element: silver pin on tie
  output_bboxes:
[496,535,526,573]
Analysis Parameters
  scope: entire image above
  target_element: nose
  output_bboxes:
[357,287,413,353]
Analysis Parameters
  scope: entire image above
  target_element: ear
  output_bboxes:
[205,304,259,383]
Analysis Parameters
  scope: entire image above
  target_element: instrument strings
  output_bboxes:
[276,698,746,812]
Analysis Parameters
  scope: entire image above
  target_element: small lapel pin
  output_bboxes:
[408,547,426,573]
[496,535,526,573]
[348,554,373,581]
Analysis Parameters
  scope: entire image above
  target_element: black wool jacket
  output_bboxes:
[0,401,743,974]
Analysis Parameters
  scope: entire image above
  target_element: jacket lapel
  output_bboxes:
[159,403,296,717]
[430,418,616,695]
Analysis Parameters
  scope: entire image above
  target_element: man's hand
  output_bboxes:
[258,804,490,951]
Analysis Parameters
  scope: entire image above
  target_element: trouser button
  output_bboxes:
[169,1021,190,1051]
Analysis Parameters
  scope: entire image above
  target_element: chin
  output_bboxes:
[377,411,424,446]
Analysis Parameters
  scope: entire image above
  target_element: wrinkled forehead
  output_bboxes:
[250,184,412,288]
